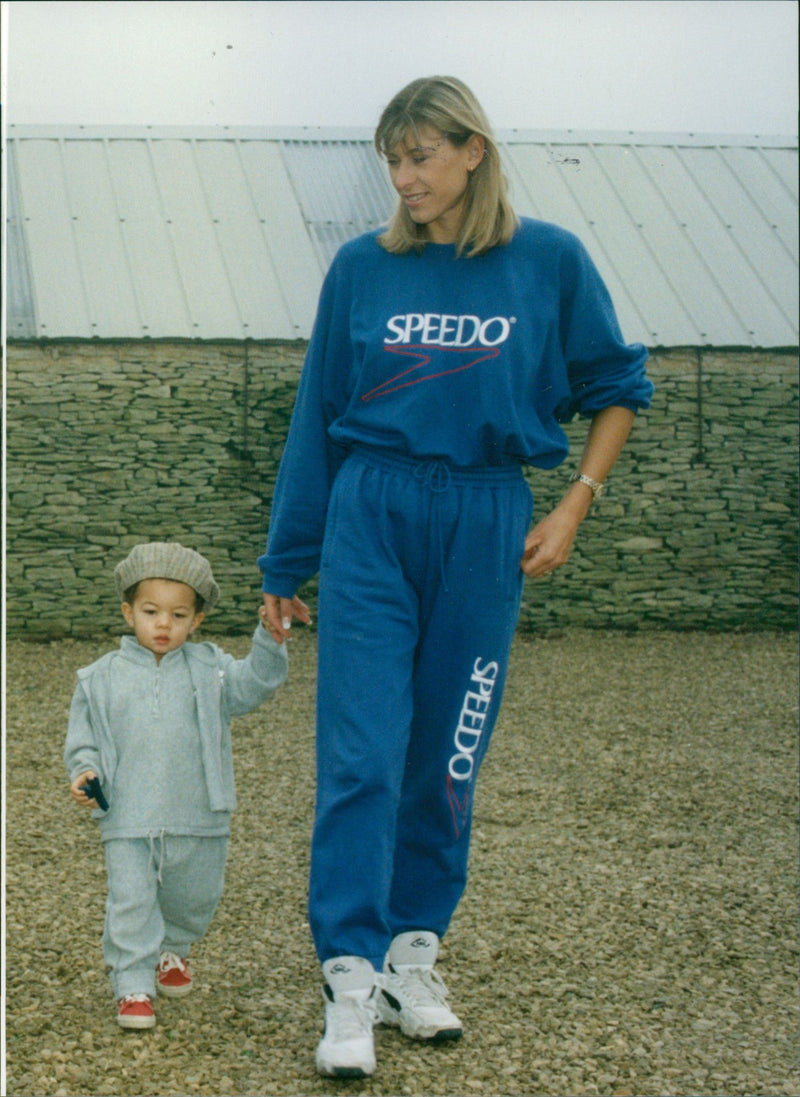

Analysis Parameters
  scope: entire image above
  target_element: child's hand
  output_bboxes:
[70,771,99,807]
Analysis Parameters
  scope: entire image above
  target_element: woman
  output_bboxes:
[258,75,652,1079]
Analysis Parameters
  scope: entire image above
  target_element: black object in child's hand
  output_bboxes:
[81,776,109,811]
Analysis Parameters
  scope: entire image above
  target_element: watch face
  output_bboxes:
[571,472,604,499]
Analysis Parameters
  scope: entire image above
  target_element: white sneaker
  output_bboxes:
[377,931,463,1041]
[315,956,378,1078]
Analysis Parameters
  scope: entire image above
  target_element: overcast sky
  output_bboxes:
[3,0,798,135]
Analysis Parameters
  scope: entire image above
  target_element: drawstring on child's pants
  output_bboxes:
[147,830,167,885]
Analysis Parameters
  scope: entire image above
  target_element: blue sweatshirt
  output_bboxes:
[259,218,652,596]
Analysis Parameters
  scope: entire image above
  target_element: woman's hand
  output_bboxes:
[260,593,312,643]
[70,771,98,808]
[522,405,636,579]
[520,496,588,578]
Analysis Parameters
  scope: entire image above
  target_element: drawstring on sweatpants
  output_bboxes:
[414,460,452,591]
[147,830,167,885]
[350,446,525,596]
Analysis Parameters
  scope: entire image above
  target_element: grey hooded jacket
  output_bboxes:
[64,626,288,835]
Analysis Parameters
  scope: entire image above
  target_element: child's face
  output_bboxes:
[121,578,205,662]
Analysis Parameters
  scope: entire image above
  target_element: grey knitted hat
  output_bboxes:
[114,542,220,609]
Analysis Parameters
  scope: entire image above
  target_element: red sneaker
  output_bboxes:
[117,994,155,1029]
[157,951,193,997]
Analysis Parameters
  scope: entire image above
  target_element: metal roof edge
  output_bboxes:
[498,128,798,148]
[7,123,797,148]
[4,123,377,141]
[6,123,274,140]
[8,336,797,351]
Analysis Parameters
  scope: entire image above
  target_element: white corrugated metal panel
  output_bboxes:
[5,136,36,339]
[7,128,321,340]
[280,139,396,268]
[6,125,798,347]
[503,135,798,347]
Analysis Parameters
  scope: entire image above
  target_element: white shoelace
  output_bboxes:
[120,993,151,1005]
[158,951,187,975]
[327,993,377,1039]
[387,965,450,1007]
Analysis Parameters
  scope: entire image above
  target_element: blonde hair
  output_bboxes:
[374,76,518,258]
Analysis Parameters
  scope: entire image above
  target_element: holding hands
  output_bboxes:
[260,593,312,644]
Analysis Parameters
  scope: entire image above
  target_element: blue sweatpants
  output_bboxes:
[310,448,533,969]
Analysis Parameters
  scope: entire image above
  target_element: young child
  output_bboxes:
[65,541,289,1030]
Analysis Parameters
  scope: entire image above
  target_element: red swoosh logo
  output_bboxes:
[361,345,500,403]
[446,774,472,840]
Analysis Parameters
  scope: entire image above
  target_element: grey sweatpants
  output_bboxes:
[102,834,228,999]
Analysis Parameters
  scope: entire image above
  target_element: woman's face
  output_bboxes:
[385,125,485,244]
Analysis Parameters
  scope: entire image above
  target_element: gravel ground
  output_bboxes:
[5,628,799,1097]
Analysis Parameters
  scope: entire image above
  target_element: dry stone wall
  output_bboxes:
[524,350,798,631]
[6,341,798,639]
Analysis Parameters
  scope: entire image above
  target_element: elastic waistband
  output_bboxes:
[349,446,524,486]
